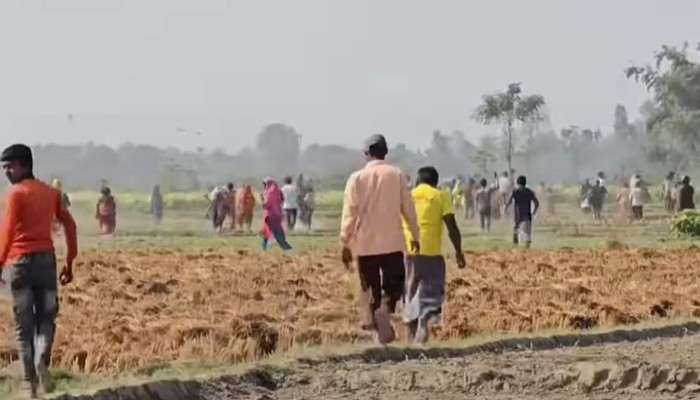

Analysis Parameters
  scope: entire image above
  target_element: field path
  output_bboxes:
[56,321,700,400]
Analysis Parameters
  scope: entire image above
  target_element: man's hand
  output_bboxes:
[410,241,420,254]
[59,264,73,286]
[456,252,466,269]
[341,247,353,269]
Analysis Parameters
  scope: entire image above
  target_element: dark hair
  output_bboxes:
[1,144,33,170]
[480,178,488,187]
[416,166,439,187]
[516,175,527,186]
[227,182,234,190]
[683,176,691,185]
[101,186,112,196]
[367,143,388,160]
[284,176,293,184]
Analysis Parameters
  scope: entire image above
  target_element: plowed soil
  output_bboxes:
[3,248,700,374]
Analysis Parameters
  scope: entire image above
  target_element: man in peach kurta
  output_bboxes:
[340,134,420,344]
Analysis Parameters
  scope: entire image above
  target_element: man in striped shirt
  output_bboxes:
[1,144,78,398]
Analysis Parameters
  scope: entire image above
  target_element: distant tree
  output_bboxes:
[473,83,546,178]
[613,105,638,140]
[626,42,700,169]
[560,126,602,181]
[255,123,302,175]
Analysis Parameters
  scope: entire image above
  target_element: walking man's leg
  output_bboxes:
[33,253,59,394]
[356,256,382,332]
[8,260,38,397]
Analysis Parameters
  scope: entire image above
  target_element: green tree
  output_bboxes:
[473,83,545,177]
[626,42,700,169]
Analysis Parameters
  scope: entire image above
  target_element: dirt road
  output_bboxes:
[58,324,700,400]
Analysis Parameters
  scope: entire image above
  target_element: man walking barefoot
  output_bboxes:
[340,134,420,344]
[403,166,466,343]
[0,144,77,398]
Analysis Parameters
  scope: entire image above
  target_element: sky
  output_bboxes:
[0,0,698,152]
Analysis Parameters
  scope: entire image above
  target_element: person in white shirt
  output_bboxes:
[303,186,316,231]
[629,180,646,221]
[498,171,513,216]
[281,176,300,230]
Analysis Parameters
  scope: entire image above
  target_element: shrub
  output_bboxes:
[671,210,700,237]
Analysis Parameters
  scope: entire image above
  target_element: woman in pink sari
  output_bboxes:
[260,178,293,251]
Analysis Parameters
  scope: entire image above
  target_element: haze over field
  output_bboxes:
[0,1,699,189]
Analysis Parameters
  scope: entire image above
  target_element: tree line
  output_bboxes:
[10,42,698,192]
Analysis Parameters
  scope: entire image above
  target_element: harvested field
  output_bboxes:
[3,247,700,374]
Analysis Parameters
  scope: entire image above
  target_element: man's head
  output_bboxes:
[516,175,527,187]
[363,134,388,161]
[502,171,509,177]
[595,179,601,187]
[283,176,293,185]
[597,171,605,179]
[480,178,488,188]
[227,182,234,191]
[101,186,112,196]
[1,144,34,184]
[683,176,691,185]
[416,166,439,188]
[668,171,676,180]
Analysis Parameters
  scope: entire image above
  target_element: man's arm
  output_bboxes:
[55,193,78,266]
[399,173,420,245]
[0,191,19,267]
[531,190,540,215]
[339,173,360,247]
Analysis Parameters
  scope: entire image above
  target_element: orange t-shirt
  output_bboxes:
[0,179,78,267]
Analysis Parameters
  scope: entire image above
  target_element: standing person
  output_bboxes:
[465,177,476,219]
[236,184,256,232]
[95,187,117,234]
[498,171,512,217]
[340,134,420,345]
[663,171,676,213]
[0,144,77,397]
[616,183,633,222]
[206,185,227,232]
[678,176,695,212]
[588,180,607,220]
[507,176,539,248]
[51,179,71,234]
[260,178,293,251]
[281,176,299,231]
[303,185,316,231]
[629,180,646,221]
[224,183,237,231]
[475,178,498,232]
[149,184,163,224]
[403,166,466,343]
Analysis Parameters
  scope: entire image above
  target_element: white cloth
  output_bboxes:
[281,184,299,209]
[629,188,645,207]
[498,176,512,194]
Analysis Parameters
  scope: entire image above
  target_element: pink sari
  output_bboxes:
[260,178,292,250]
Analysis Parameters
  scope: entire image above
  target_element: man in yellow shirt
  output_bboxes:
[403,166,466,343]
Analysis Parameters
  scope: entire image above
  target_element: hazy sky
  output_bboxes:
[0,0,698,152]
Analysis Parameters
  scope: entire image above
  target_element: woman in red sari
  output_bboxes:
[95,187,117,234]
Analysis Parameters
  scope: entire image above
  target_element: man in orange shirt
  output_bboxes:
[340,134,420,344]
[0,144,77,398]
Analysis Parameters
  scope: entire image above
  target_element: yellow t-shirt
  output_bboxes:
[403,184,453,256]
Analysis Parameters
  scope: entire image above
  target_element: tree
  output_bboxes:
[626,42,700,168]
[255,123,302,175]
[560,126,602,181]
[473,83,545,177]
[613,105,638,140]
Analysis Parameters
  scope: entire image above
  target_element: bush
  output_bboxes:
[671,210,700,237]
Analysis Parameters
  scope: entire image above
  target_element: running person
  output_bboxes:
[507,175,539,248]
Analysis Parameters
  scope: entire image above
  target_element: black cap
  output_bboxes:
[364,134,388,155]
[1,144,33,168]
